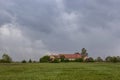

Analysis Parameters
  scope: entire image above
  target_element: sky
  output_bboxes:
[0,0,120,61]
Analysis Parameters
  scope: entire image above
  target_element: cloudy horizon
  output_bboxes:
[0,0,120,61]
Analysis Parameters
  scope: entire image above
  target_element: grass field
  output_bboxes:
[0,63,120,80]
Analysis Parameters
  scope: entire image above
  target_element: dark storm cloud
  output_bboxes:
[3,0,58,32]
[63,0,120,29]
[0,0,120,60]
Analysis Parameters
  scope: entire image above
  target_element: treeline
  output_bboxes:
[40,56,120,63]
[0,53,37,63]
[1,53,120,63]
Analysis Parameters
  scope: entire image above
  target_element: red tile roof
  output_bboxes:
[59,53,81,59]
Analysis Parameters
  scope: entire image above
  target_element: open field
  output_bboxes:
[0,63,120,80]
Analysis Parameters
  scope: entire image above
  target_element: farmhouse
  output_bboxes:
[50,53,87,61]
[59,53,81,61]
[50,55,60,61]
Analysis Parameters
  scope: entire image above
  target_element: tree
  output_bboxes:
[95,57,103,62]
[85,57,94,62]
[105,56,112,62]
[112,56,117,63]
[60,55,65,62]
[105,56,119,63]
[40,55,50,63]
[28,59,32,63]
[21,60,27,63]
[81,48,88,58]
[116,56,120,62]
[2,53,12,63]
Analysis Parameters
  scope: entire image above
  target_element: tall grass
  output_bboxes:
[0,63,120,80]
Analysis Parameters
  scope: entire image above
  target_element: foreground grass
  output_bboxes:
[0,63,120,80]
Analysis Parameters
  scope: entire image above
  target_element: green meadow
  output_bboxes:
[0,63,120,80]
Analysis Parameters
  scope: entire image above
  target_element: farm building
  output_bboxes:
[50,53,88,61]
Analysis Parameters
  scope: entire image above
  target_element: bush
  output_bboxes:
[52,59,60,63]
[64,59,69,62]
[75,58,83,62]
[0,59,7,63]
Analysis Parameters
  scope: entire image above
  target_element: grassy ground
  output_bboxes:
[0,63,120,80]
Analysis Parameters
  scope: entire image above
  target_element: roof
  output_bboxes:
[59,53,81,59]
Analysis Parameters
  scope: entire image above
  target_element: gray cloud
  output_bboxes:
[0,0,120,61]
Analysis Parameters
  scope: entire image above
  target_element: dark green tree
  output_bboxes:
[85,57,94,62]
[106,56,120,62]
[95,57,103,62]
[105,56,112,62]
[81,48,88,58]
[2,53,12,63]
[21,60,27,63]
[60,55,65,62]
[112,57,117,63]
[116,56,120,62]
[40,55,50,63]
[28,59,32,63]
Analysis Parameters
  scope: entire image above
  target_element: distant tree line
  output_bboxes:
[0,53,36,63]
[39,48,120,63]
[40,55,120,63]
[1,48,120,63]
